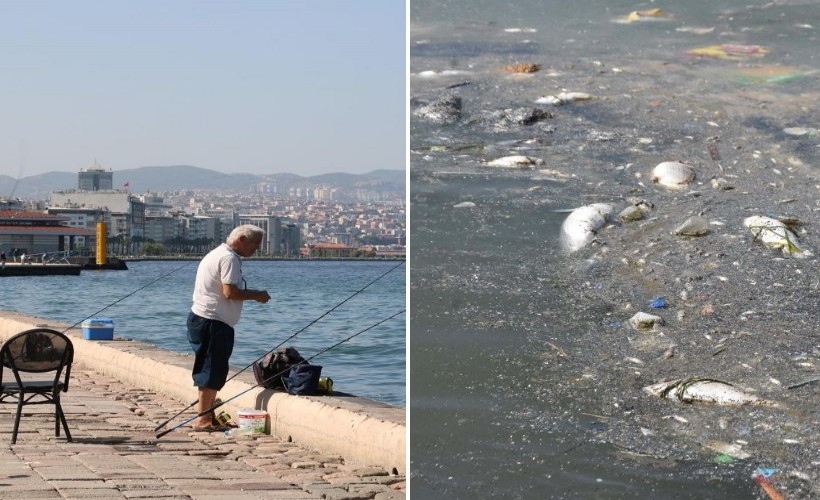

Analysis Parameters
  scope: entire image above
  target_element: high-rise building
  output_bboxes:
[78,164,113,191]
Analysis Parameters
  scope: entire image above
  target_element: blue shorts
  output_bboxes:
[187,312,234,390]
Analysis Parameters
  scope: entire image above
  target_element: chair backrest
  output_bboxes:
[1,328,74,374]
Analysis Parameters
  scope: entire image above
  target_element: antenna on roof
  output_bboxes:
[8,141,25,199]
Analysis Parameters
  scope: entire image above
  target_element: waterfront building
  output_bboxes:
[0,209,95,256]
[49,190,146,253]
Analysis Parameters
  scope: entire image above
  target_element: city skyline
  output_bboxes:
[0,1,406,177]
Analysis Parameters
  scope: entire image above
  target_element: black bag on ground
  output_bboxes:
[253,347,304,390]
[284,364,323,395]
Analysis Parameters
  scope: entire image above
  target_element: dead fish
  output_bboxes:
[628,311,664,330]
[487,155,544,168]
[673,216,710,236]
[651,161,696,190]
[643,377,770,405]
[535,92,593,106]
[743,215,812,258]
[559,203,614,253]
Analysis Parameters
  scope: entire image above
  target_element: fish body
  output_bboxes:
[559,203,614,252]
[651,161,695,190]
[743,215,812,258]
[643,378,768,405]
[487,155,543,168]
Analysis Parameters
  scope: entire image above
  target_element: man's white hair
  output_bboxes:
[226,224,265,245]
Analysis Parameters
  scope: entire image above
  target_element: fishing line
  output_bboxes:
[61,261,195,333]
[154,260,404,431]
[156,309,404,439]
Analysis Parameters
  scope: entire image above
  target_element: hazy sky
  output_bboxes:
[0,1,406,178]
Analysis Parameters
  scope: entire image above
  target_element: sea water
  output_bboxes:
[411,0,817,497]
[0,259,406,406]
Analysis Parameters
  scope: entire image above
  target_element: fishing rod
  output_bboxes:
[153,260,405,431]
[156,309,405,439]
[61,261,195,333]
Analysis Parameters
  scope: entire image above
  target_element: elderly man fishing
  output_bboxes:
[187,224,271,431]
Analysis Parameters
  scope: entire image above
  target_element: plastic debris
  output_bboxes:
[648,297,667,309]
[616,8,667,23]
[752,469,784,500]
[730,66,813,84]
[686,44,769,60]
[744,215,812,258]
[714,454,736,464]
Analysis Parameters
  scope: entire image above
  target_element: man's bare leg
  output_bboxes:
[194,387,218,428]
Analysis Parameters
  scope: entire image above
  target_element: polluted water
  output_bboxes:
[410,0,819,498]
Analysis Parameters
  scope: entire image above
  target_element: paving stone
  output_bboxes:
[121,489,189,498]
[322,488,373,500]
[55,488,123,499]
[0,366,405,499]
[373,492,405,500]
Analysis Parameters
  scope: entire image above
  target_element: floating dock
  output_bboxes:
[0,263,82,276]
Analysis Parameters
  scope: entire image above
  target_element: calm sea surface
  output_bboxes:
[0,260,406,406]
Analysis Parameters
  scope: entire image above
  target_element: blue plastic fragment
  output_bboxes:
[754,467,778,478]
[648,297,667,308]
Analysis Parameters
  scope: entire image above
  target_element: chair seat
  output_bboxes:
[2,381,66,394]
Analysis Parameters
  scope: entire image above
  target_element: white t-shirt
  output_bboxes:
[190,243,244,327]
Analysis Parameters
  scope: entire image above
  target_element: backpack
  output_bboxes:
[253,347,304,390]
[22,332,58,363]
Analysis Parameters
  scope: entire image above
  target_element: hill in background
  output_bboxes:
[0,166,405,200]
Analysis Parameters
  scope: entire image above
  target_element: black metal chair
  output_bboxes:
[0,328,74,444]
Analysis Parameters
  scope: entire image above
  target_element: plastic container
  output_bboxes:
[237,408,267,434]
[82,317,114,340]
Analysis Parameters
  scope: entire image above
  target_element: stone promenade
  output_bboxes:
[0,368,405,499]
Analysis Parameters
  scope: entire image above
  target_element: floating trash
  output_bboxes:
[783,127,818,137]
[503,62,540,73]
[412,95,462,123]
[535,92,593,106]
[615,8,668,24]
[743,215,812,258]
[686,44,769,61]
[676,26,715,35]
[628,311,664,330]
[559,203,614,253]
[730,66,813,84]
[648,297,667,309]
[414,70,472,79]
[453,201,476,208]
[487,155,544,168]
[673,216,710,236]
[618,205,644,222]
[643,377,770,405]
[651,161,696,190]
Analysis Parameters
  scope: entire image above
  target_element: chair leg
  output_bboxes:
[54,395,72,442]
[12,398,24,445]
